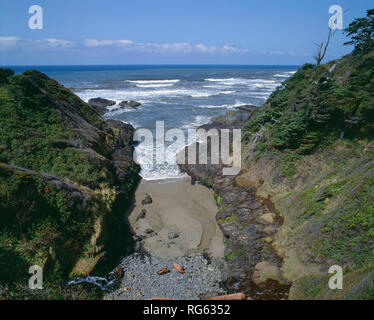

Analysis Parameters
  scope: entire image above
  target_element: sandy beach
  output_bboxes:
[128,177,224,260]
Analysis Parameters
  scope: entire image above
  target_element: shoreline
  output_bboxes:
[128,176,224,260]
[104,176,228,300]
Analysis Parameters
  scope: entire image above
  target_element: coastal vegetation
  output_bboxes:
[242,9,374,299]
[0,69,140,299]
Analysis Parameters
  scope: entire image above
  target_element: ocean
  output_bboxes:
[12,65,298,180]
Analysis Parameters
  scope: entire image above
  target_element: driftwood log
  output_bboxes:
[173,262,184,274]
[208,293,246,300]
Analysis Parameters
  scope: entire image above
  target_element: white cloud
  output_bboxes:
[83,39,133,47]
[0,36,75,51]
[195,43,217,53]
[0,35,303,58]
[257,50,298,56]
[83,38,241,55]
[0,37,28,51]
[156,42,193,53]
[36,38,75,48]
[222,45,238,53]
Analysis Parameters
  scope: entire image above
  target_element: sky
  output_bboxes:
[0,0,372,65]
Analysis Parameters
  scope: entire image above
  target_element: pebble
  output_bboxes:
[104,253,226,300]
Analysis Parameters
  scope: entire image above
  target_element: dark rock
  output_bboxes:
[136,209,147,221]
[142,194,153,205]
[119,100,141,108]
[88,97,116,115]
[236,105,257,113]
[133,235,146,242]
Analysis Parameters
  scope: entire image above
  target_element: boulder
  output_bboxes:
[136,209,147,221]
[88,97,116,115]
[119,100,141,108]
[142,194,153,205]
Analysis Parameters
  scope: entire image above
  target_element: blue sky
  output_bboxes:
[0,0,372,65]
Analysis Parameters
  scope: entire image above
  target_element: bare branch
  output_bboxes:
[313,27,335,65]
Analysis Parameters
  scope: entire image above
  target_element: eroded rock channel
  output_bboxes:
[179,109,291,299]
[103,109,291,300]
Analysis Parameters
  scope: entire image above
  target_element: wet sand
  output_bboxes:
[128,177,224,260]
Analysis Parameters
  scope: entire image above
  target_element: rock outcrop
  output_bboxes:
[119,100,141,109]
[88,97,116,115]
[0,69,140,296]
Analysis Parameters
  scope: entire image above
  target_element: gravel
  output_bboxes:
[103,252,226,300]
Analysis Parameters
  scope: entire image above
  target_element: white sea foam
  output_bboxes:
[274,70,297,78]
[126,79,180,84]
[197,104,236,109]
[134,133,189,181]
[205,78,237,82]
[180,115,211,129]
[136,83,174,88]
[104,107,138,117]
[197,100,246,109]
[205,78,281,88]
[220,90,235,94]
[135,145,187,180]
[76,88,216,101]
[189,90,236,98]
[190,93,214,98]
[76,73,284,180]
[253,83,279,88]
[203,85,226,89]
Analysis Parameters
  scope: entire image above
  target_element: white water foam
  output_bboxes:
[133,115,211,181]
[134,137,188,181]
[197,100,245,109]
[76,88,216,101]
[274,71,297,78]
[126,79,180,84]
[74,73,290,181]
[205,78,280,86]
[136,83,175,88]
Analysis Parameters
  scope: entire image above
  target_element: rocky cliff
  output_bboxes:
[0,69,140,298]
[181,50,374,299]
[242,50,374,299]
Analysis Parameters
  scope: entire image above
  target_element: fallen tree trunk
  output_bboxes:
[208,293,246,300]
